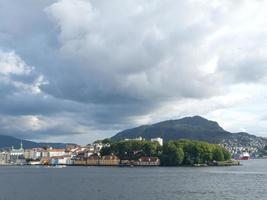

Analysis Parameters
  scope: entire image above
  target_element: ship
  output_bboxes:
[28,160,41,165]
[239,152,250,160]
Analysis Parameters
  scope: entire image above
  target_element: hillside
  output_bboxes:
[112,116,267,148]
[0,135,68,149]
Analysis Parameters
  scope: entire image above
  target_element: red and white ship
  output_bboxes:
[239,152,250,160]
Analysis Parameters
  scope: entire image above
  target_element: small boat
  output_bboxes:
[53,165,67,168]
[29,161,41,165]
[239,152,250,160]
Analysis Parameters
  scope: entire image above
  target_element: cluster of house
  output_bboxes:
[0,138,163,166]
[223,145,259,159]
[219,141,263,158]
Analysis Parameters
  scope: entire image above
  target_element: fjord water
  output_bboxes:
[0,160,266,200]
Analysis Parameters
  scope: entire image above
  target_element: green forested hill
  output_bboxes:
[112,116,267,148]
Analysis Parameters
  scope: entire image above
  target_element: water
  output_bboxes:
[0,160,266,200]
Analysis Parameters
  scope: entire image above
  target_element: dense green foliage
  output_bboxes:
[100,139,231,166]
[100,140,161,160]
[161,140,231,166]
[161,142,184,165]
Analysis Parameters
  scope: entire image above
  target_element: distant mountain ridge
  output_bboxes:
[112,116,267,148]
[0,135,68,149]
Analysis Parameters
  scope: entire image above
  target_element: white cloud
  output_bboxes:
[1,0,267,143]
[0,51,32,75]
[0,50,47,95]
[46,0,96,41]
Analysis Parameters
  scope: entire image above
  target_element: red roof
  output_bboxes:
[48,149,65,152]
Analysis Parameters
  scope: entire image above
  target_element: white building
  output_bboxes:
[125,137,143,141]
[0,151,10,164]
[93,143,103,152]
[151,138,163,146]
[48,149,66,157]
[10,142,26,164]
[10,141,24,156]
[26,148,43,159]
[51,156,73,165]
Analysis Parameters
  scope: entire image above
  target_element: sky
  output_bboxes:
[1,0,267,144]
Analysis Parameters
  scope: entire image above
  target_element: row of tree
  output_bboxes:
[161,140,231,166]
[100,139,231,166]
[101,140,160,160]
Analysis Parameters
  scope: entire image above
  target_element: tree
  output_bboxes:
[103,140,161,160]
[161,142,184,166]
[213,147,224,161]
[222,148,231,160]
[100,146,112,156]
[99,139,231,165]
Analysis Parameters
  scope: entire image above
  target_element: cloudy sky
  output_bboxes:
[1,0,267,144]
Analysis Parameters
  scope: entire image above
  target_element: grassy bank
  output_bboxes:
[212,160,240,166]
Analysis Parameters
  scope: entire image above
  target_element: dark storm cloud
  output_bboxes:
[42,0,219,104]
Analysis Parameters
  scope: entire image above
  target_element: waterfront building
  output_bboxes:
[86,155,100,165]
[33,148,43,159]
[84,155,120,166]
[9,142,26,165]
[42,150,49,158]
[0,151,10,165]
[84,149,95,158]
[73,159,87,165]
[24,148,44,160]
[10,141,24,156]
[51,156,73,165]
[48,148,66,157]
[99,155,120,166]
[23,149,32,160]
[136,157,160,166]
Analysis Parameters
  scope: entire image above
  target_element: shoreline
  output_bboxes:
[0,161,240,168]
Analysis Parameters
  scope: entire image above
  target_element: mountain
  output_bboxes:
[112,116,267,148]
[0,135,68,149]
